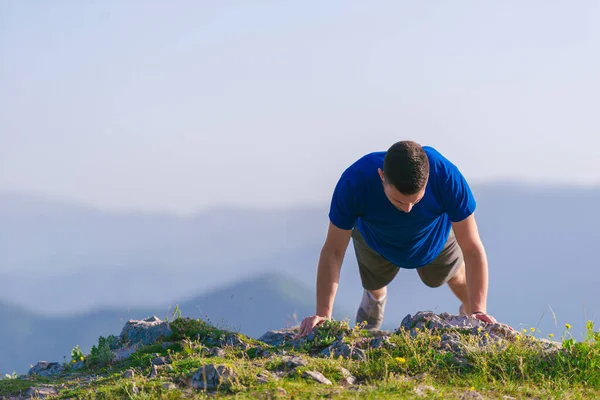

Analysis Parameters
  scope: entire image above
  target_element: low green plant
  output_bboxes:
[87,335,117,367]
[169,317,223,342]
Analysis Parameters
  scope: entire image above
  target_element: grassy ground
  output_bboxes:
[2,317,600,399]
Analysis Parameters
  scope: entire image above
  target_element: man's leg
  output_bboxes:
[417,230,469,315]
[351,227,399,330]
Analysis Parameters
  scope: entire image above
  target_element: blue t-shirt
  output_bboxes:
[328,146,476,269]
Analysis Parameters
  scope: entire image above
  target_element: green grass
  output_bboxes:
[3,316,600,399]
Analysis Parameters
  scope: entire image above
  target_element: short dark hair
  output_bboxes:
[383,141,429,195]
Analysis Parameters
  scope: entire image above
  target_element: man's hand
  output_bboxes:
[471,312,497,324]
[472,312,514,331]
[295,315,329,339]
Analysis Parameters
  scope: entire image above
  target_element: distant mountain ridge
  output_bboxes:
[0,271,351,374]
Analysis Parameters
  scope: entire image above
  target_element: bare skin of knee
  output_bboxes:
[368,286,387,301]
[447,263,471,314]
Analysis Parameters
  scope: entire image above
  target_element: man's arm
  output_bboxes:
[451,213,491,318]
[296,222,352,338]
[316,222,353,318]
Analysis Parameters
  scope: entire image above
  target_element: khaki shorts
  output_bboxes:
[351,227,464,290]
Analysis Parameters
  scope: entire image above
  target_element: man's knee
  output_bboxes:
[418,262,464,288]
[420,276,446,288]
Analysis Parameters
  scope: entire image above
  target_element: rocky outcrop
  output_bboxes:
[28,362,64,377]
[119,316,173,347]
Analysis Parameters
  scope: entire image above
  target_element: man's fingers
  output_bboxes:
[295,320,308,339]
[295,316,327,339]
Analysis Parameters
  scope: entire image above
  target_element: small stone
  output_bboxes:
[208,347,226,358]
[222,334,251,350]
[321,340,366,361]
[191,364,237,390]
[257,371,278,383]
[152,356,170,366]
[338,367,356,386]
[26,385,57,399]
[124,369,135,379]
[414,385,437,397]
[461,390,485,399]
[148,364,159,379]
[302,370,332,385]
[71,361,85,370]
[132,382,139,395]
[113,345,138,361]
[370,336,396,350]
[162,382,178,390]
[258,329,297,346]
[306,331,316,341]
[408,373,428,382]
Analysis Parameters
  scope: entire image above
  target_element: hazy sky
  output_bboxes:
[1,1,599,214]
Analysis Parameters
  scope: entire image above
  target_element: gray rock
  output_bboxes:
[28,361,64,377]
[399,311,513,338]
[281,355,308,369]
[258,329,297,346]
[302,370,332,385]
[207,347,226,358]
[247,346,266,358]
[113,345,138,361]
[71,361,85,370]
[221,334,250,350]
[26,385,58,399]
[124,369,135,379]
[321,340,366,361]
[191,364,237,390]
[370,336,396,350]
[152,356,170,366]
[338,367,356,386]
[119,316,173,347]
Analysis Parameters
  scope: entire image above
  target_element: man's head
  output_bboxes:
[378,141,429,213]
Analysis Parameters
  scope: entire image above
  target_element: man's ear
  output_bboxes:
[377,168,385,182]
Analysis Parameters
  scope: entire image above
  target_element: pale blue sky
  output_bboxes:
[1,1,599,214]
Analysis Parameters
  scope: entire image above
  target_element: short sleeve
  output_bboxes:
[328,167,364,230]
[442,164,477,222]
